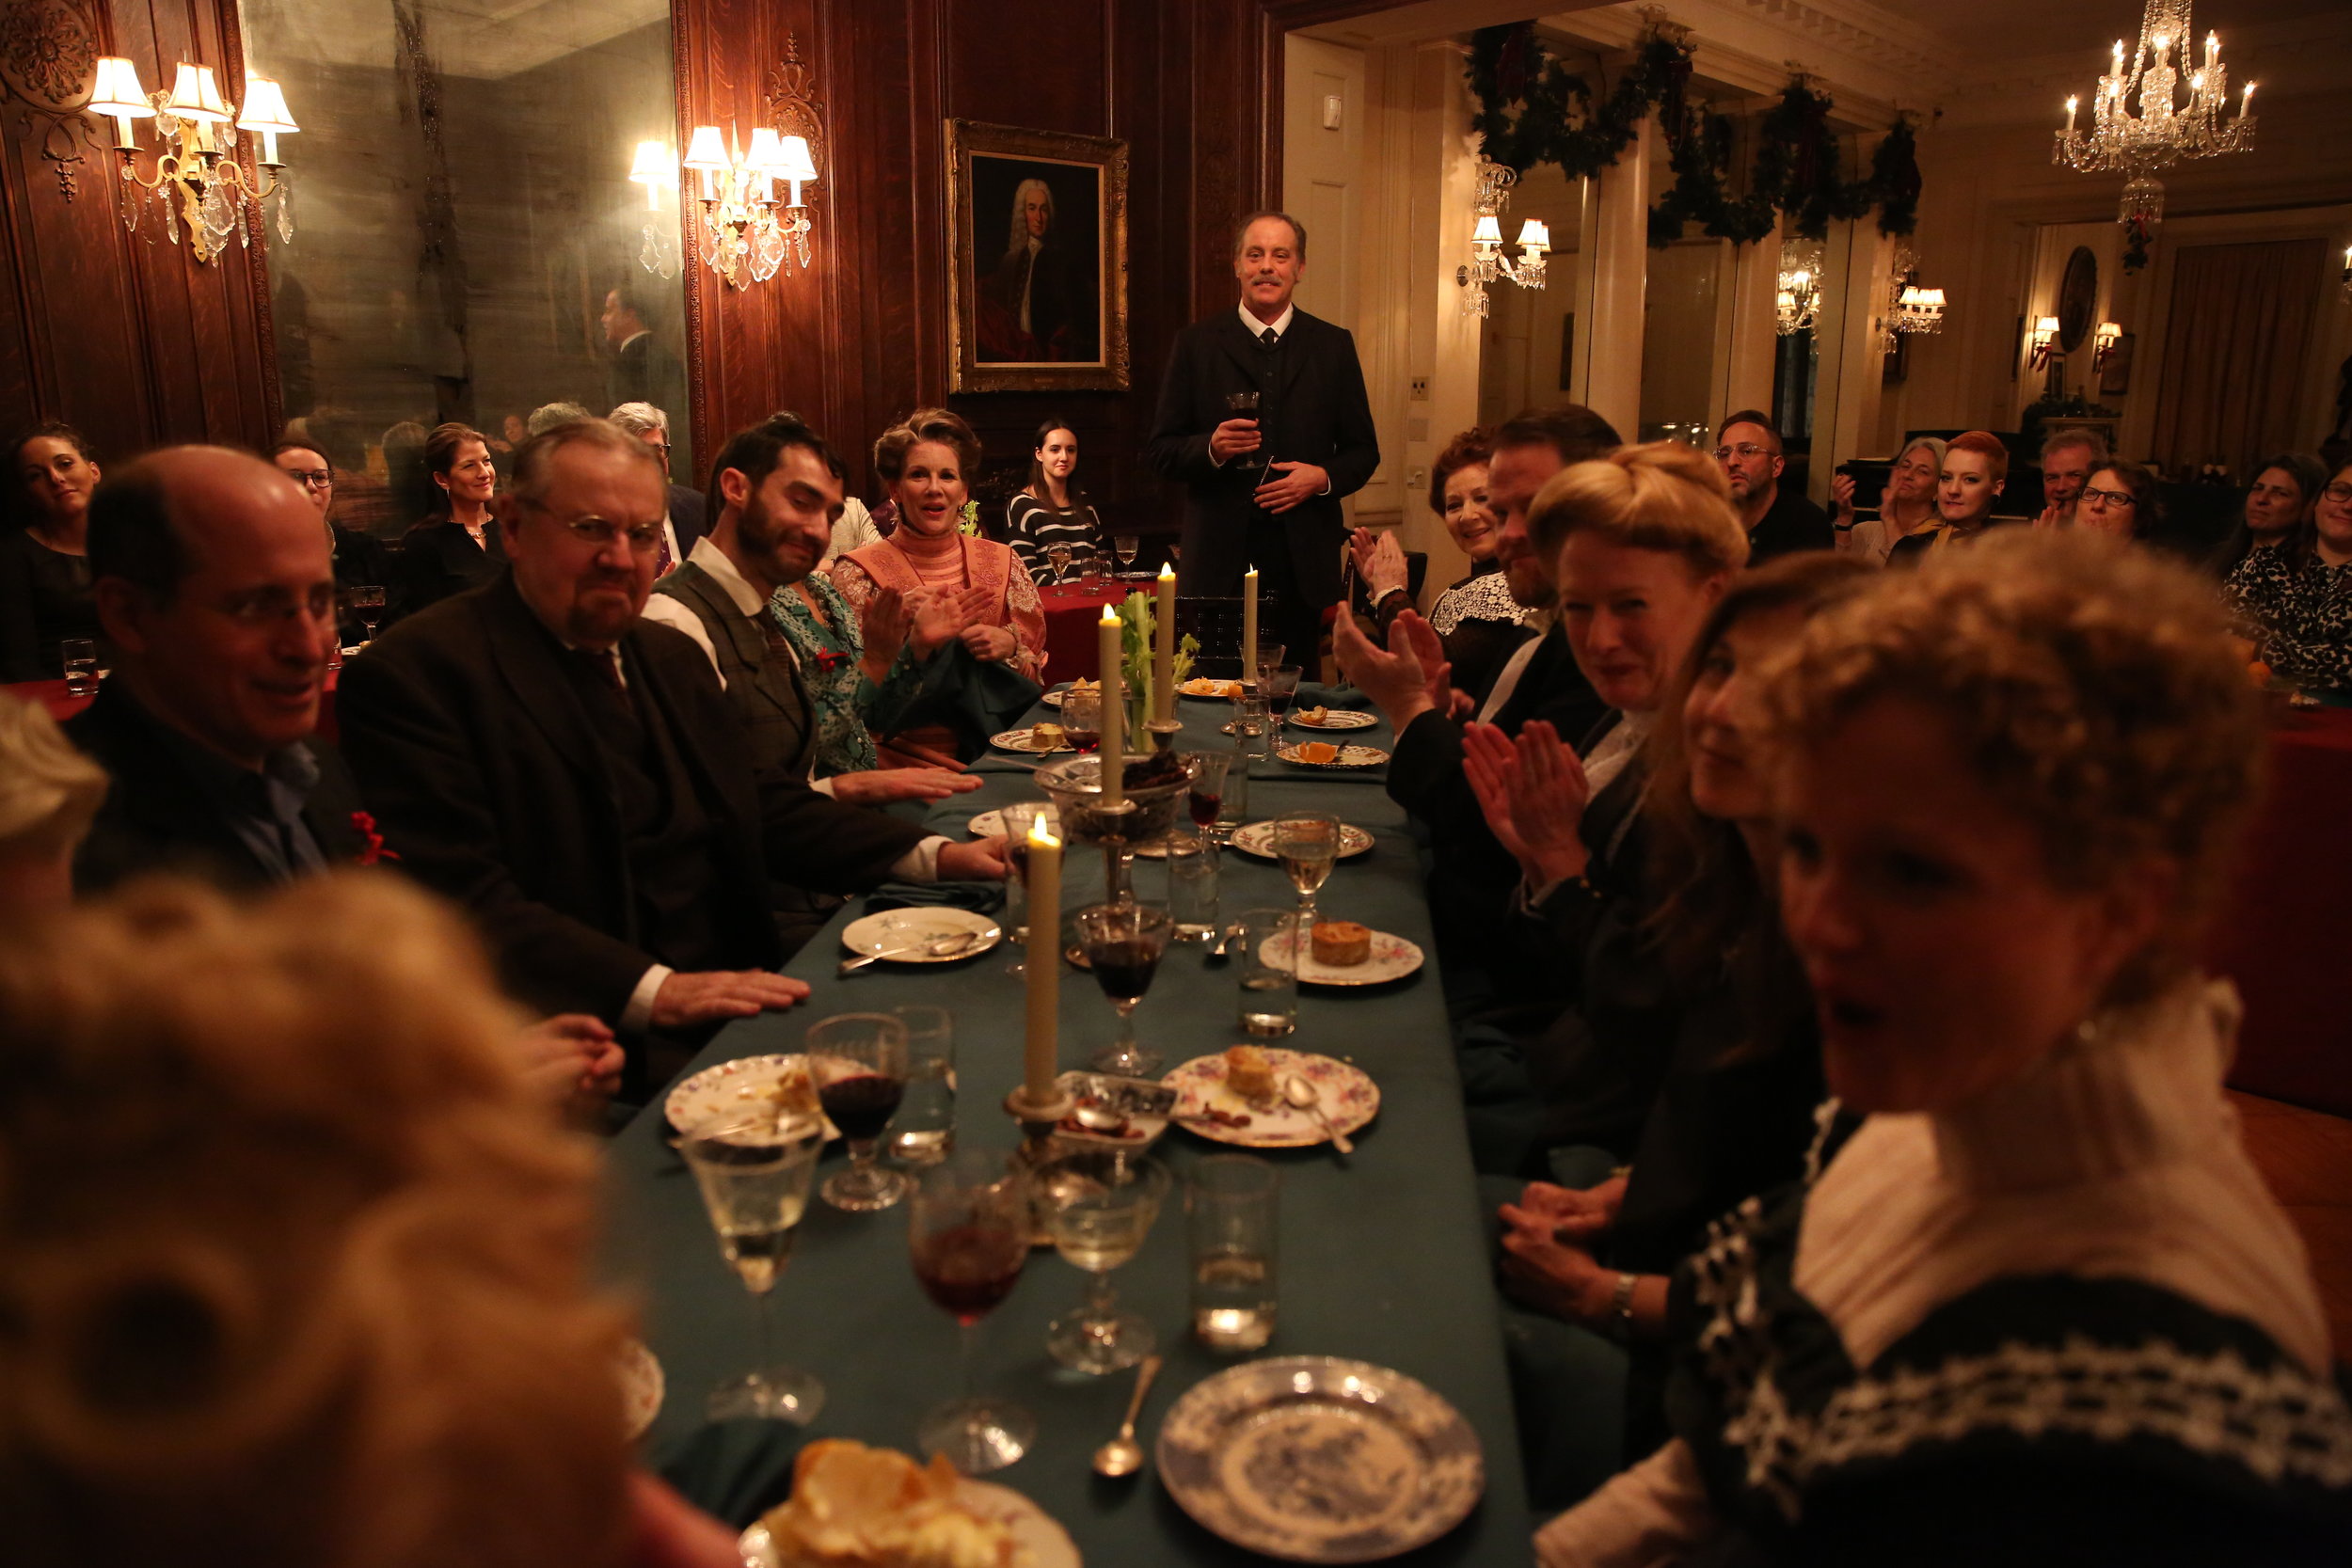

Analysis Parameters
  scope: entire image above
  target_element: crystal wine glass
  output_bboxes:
[1046,543,1073,584]
[677,1109,830,1422]
[808,1012,913,1212]
[1262,664,1303,720]
[1035,1150,1171,1373]
[910,1148,1035,1473]
[1075,901,1171,1075]
[350,584,386,644]
[1270,812,1341,927]
[1113,535,1139,571]
[1060,689,1103,753]
[1252,642,1288,690]
[1183,751,1231,846]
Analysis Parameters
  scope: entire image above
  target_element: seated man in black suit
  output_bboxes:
[1334,404,1618,995]
[1711,408,1832,563]
[337,420,1004,1087]
[69,446,373,892]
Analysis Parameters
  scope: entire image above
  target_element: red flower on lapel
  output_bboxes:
[811,646,850,674]
[351,811,399,866]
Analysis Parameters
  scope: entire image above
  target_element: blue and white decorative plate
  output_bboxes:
[1155,1355,1483,1561]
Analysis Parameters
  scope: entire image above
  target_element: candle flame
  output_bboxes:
[1028,816,1059,850]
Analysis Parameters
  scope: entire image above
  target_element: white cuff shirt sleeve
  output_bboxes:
[812,776,838,798]
[889,835,948,883]
[623,964,672,1033]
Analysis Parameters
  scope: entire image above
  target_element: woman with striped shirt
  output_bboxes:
[1006,420,1105,584]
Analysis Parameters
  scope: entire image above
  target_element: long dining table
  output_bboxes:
[611,684,1536,1563]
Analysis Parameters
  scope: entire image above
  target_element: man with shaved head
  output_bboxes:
[68,444,369,889]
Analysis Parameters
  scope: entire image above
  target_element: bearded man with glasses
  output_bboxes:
[1708,409,1832,563]
[340,420,1002,1098]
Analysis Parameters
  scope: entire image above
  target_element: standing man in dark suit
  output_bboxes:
[1711,409,1832,562]
[68,446,371,892]
[338,420,1004,1087]
[602,283,687,425]
[1146,212,1379,668]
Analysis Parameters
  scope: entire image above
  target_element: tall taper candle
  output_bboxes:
[1098,608,1124,811]
[1022,816,1062,1105]
[1242,566,1260,681]
[1153,563,1178,721]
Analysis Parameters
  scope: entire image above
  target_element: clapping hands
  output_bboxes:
[1332,608,1454,730]
[1462,720,1591,887]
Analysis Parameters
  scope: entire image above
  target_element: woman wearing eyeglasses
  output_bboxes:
[1,422,106,683]
[399,422,508,613]
[2073,458,2163,544]
[2226,461,2352,699]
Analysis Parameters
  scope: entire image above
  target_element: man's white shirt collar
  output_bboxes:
[685,534,769,617]
[1239,302,1295,341]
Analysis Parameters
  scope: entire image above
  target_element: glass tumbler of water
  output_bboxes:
[887,1004,956,1166]
[60,639,98,698]
[1187,1154,1279,1353]
[1235,906,1297,1037]
[1162,829,1219,942]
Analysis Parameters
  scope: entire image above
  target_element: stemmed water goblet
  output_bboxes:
[677,1109,830,1422]
[1270,812,1341,927]
[1034,1151,1171,1373]
[1046,543,1074,584]
[808,1012,913,1212]
[1075,901,1171,1075]
[909,1148,1035,1473]
[1113,535,1139,572]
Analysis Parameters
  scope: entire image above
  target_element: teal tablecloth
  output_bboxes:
[610,689,1534,1563]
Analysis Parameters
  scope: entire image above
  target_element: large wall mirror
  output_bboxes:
[241,0,689,536]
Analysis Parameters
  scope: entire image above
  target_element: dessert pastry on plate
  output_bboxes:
[1310,920,1372,967]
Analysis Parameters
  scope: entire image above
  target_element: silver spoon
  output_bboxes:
[1071,1098,1128,1133]
[837,929,979,975]
[1283,1074,1353,1154]
[1205,920,1245,962]
[1092,1354,1163,1479]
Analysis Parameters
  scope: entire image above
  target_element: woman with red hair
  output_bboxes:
[1887,430,2008,568]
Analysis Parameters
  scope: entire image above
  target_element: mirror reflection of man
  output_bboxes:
[1144,212,1379,670]
[602,282,685,419]
[977,176,1093,363]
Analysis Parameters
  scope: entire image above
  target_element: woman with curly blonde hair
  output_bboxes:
[1539,530,2352,1566]
[0,874,739,1568]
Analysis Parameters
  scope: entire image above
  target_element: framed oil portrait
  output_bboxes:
[946,119,1129,393]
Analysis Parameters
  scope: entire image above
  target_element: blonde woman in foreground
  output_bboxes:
[0,873,743,1568]
[1538,531,2352,1566]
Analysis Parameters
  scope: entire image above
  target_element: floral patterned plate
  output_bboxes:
[740,1481,1078,1568]
[966,804,1060,841]
[1276,742,1390,768]
[1162,1049,1379,1148]
[1288,706,1379,730]
[1155,1355,1483,1562]
[1181,677,1247,700]
[1227,820,1375,861]
[662,1054,840,1143]
[619,1338,663,1440]
[991,727,1075,753]
[1262,924,1423,988]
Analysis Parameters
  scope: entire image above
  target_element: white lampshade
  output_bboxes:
[1897,285,1925,308]
[2033,314,2061,339]
[166,62,230,123]
[1917,289,1946,309]
[628,139,675,183]
[744,125,785,173]
[681,125,730,170]
[88,56,154,119]
[235,76,297,135]
[1471,214,1502,245]
[773,133,818,183]
[1516,218,1549,251]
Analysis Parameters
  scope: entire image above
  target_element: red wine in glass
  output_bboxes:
[1188,789,1222,827]
[1264,689,1295,717]
[1007,839,1031,883]
[1064,727,1101,752]
[1089,939,1162,1005]
[818,1073,905,1143]
[914,1223,1029,1326]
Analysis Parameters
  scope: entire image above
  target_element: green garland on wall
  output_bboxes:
[1464,24,1923,248]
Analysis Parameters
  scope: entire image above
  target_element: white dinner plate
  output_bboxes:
[1263,923,1423,987]
[1288,706,1379,730]
[839,907,1002,964]
[619,1338,663,1440]
[965,804,1059,840]
[991,727,1074,754]
[1277,741,1390,768]
[1179,677,1247,701]
[1227,820,1375,861]
[662,1053,841,1143]
[1163,1049,1380,1149]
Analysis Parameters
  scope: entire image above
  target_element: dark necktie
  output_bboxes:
[1260,326,1279,351]
[575,647,628,711]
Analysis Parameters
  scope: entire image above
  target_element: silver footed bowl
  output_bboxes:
[1032,754,1185,846]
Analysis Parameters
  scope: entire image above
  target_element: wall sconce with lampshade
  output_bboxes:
[85,55,297,263]
[1455,157,1548,317]
[629,139,683,279]
[674,122,819,290]
[2093,319,2123,373]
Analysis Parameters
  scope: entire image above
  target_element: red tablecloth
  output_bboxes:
[8,673,342,740]
[2211,709,2352,1117]
[1036,579,1135,680]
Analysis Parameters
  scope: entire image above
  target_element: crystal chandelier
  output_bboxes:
[2051,1,2255,235]
[1886,245,1947,341]
[680,125,818,289]
[1456,158,1549,318]
[1775,243,1822,337]
[86,57,297,263]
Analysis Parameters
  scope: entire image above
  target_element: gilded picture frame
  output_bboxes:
[946,119,1129,392]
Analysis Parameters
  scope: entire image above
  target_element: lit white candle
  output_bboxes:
[1241,567,1260,681]
[1022,816,1062,1105]
[1098,609,1124,811]
[2065,95,2079,134]
[1154,564,1178,721]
